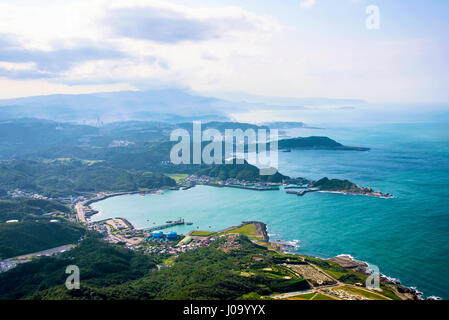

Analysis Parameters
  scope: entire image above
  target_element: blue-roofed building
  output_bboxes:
[167,231,178,240]
[152,231,163,239]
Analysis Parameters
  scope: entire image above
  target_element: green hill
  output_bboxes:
[278,136,369,151]
[312,177,358,191]
[0,221,85,259]
[0,159,176,197]
[0,236,310,300]
[196,160,288,182]
[0,199,71,222]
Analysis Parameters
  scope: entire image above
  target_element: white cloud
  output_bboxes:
[300,0,316,9]
[0,0,281,88]
[0,0,447,104]
[0,62,36,71]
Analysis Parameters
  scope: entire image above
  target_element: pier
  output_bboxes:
[285,188,318,196]
[141,219,185,232]
[284,185,308,190]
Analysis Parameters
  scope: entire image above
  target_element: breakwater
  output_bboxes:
[141,219,185,232]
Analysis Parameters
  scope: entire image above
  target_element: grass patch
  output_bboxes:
[219,224,263,240]
[311,293,337,300]
[167,174,189,183]
[379,284,403,300]
[190,231,216,237]
[162,257,176,266]
[289,292,315,300]
[339,286,390,300]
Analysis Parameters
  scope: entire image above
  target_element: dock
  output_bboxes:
[285,188,318,196]
[141,219,185,232]
[224,184,280,191]
[284,185,308,190]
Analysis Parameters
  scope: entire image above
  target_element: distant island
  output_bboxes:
[277,137,370,151]
[262,121,323,130]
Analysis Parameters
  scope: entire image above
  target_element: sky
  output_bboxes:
[0,0,448,105]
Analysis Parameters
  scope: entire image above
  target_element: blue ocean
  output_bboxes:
[92,122,449,299]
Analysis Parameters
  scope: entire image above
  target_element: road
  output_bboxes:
[0,244,76,273]
[75,202,87,223]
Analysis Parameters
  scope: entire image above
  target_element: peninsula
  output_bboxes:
[312,178,393,198]
[277,136,370,151]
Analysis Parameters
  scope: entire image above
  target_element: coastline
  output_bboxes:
[81,184,433,299]
[316,190,394,199]
[249,221,427,299]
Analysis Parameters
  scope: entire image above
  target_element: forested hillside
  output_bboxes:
[0,159,176,197]
[0,236,310,300]
[0,199,71,222]
[0,221,85,259]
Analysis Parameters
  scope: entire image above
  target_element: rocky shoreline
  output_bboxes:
[311,177,393,198]
[317,189,394,199]
[328,254,439,300]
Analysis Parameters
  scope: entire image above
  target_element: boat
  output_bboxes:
[166,220,173,223]
[186,222,193,225]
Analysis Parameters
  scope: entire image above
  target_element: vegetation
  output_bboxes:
[302,255,367,284]
[0,236,312,300]
[277,136,369,151]
[190,231,216,236]
[0,199,71,222]
[0,118,396,301]
[290,292,316,300]
[0,159,176,197]
[337,286,389,300]
[312,177,358,192]
[197,161,288,183]
[0,221,85,259]
[219,223,262,240]
[311,293,337,300]
[166,173,189,183]
[0,232,406,301]
[0,237,161,300]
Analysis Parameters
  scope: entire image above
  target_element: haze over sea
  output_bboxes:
[92,122,449,299]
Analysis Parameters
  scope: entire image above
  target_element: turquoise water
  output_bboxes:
[92,123,449,299]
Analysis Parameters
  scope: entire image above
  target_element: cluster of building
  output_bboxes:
[218,234,241,252]
[179,175,213,185]
[7,189,48,200]
[179,175,280,191]
[324,288,370,300]
[86,216,221,258]
[144,233,216,256]
[108,140,135,148]
[89,222,109,237]
[68,195,87,206]
[0,261,17,273]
